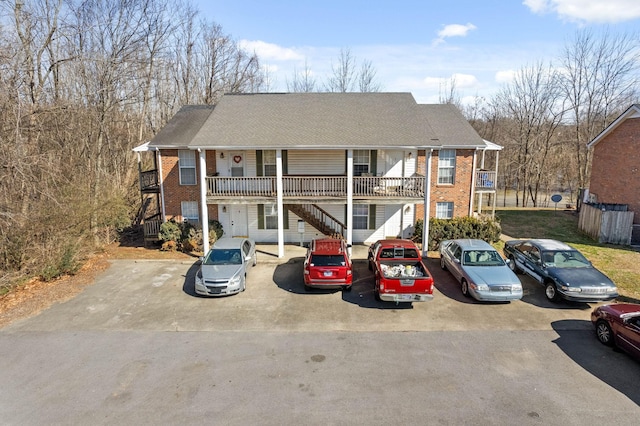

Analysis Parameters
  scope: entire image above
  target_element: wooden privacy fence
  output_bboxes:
[578,203,634,245]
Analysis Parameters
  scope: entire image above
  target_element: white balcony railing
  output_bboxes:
[205,176,426,199]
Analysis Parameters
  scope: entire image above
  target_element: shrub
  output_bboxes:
[412,216,501,251]
[159,220,182,243]
[40,245,81,282]
[209,220,224,241]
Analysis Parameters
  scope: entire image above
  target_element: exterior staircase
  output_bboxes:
[285,204,346,239]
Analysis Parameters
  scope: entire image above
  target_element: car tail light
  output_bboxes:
[304,268,309,275]
[347,269,352,276]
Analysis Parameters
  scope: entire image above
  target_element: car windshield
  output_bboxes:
[311,254,346,267]
[542,250,590,268]
[204,249,242,265]
[463,250,505,266]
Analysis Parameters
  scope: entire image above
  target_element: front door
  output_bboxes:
[231,205,248,237]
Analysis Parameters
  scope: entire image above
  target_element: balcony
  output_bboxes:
[205,176,426,204]
[475,170,497,191]
[140,169,160,193]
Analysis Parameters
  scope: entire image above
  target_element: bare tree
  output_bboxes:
[286,59,316,92]
[325,47,356,92]
[559,29,640,187]
[491,62,564,207]
[358,59,381,92]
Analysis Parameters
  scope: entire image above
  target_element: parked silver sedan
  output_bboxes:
[440,239,523,301]
[195,237,257,296]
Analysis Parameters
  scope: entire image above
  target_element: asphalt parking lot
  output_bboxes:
[2,244,639,425]
[3,244,602,334]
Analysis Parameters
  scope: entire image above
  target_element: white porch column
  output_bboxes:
[276,149,284,258]
[346,150,354,254]
[198,149,210,254]
[492,150,499,217]
[157,149,166,222]
[422,149,433,257]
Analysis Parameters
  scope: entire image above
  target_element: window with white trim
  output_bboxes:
[353,150,370,176]
[435,202,454,219]
[353,204,369,229]
[437,149,456,185]
[181,201,199,223]
[263,150,276,176]
[178,150,197,185]
[264,203,278,229]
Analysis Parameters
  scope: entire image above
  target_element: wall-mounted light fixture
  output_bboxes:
[222,206,227,213]
[220,152,224,159]
[407,152,413,159]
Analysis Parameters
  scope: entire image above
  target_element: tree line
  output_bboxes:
[464,30,639,207]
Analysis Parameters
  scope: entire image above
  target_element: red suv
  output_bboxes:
[303,238,352,291]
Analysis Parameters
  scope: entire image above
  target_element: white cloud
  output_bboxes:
[495,70,517,84]
[239,40,304,61]
[523,0,640,23]
[433,23,477,45]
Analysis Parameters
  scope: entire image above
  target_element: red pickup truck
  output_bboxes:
[368,239,434,303]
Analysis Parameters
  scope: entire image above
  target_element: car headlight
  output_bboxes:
[230,274,242,286]
[475,284,489,291]
[561,285,581,292]
[195,270,203,284]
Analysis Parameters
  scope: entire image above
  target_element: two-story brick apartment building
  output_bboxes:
[136,92,499,256]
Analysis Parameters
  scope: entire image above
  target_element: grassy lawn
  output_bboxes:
[495,208,640,301]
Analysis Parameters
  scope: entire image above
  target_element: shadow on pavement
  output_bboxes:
[551,319,640,406]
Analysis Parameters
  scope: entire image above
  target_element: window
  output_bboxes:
[436,202,453,219]
[353,150,370,176]
[437,149,456,185]
[179,150,197,185]
[181,201,199,223]
[263,150,276,176]
[353,204,369,229]
[258,204,289,230]
[264,203,278,229]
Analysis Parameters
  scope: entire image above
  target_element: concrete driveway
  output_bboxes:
[3,244,600,334]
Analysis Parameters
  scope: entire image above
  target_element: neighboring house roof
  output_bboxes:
[587,104,640,149]
[147,92,488,150]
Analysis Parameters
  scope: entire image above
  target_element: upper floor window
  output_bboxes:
[437,149,456,185]
[178,150,197,185]
[353,150,371,176]
[436,202,454,219]
[263,150,276,176]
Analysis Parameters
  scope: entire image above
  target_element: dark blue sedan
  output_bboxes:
[503,239,618,303]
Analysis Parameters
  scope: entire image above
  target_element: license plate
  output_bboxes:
[397,294,413,301]
[323,271,333,277]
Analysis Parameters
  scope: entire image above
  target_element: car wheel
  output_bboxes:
[368,260,372,271]
[304,283,312,292]
[253,253,257,266]
[440,256,447,270]
[545,282,561,302]
[595,320,614,346]
[461,279,470,297]
[374,289,381,301]
[508,256,520,273]
[342,285,352,292]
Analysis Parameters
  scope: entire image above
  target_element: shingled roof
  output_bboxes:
[148,92,487,150]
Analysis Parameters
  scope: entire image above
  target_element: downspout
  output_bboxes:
[276,149,284,258]
[157,149,166,222]
[198,149,210,253]
[470,149,478,216]
[492,150,500,217]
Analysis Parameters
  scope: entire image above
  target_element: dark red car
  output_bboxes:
[303,238,352,291]
[591,303,640,361]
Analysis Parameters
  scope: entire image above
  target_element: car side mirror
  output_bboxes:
[199,256,204,263]
[454,258,460,264]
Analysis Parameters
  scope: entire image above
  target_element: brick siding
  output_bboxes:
[589,117,640,223]
[415,149,473,220]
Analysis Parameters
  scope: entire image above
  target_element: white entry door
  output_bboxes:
[231,205,248,237]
